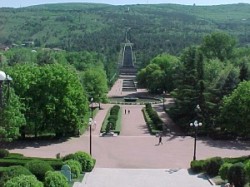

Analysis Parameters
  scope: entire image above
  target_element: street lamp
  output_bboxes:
[88,117,96,156]
[162,91,165,110]
[190,120,202,161]
[88,97,95,156]
[0,70,12,108]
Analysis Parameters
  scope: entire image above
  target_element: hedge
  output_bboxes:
[0,149,9,158]
[142,108,162,135]
[44,171,68,187]
[100,105,122,135]
[190,160,206,174]
[4,175,43,187]
[63,151,94,172]
[0,157,63,170]
[0,165,33,186]
[25,160,54,181]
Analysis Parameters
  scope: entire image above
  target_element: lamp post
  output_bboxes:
[89,98,96,156]
[162,91,165,110]
[88,117,96,156]
[190,120,202,161]
[0,70,12,108]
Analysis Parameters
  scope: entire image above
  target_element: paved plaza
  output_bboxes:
[6,78,250,186]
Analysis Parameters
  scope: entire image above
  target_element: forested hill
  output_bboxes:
[0,3,250,66]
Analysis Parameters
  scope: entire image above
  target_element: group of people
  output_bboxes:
[124,109,130,114]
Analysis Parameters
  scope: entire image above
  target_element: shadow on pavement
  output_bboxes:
[1,136,70,150]
[200,137,250,151]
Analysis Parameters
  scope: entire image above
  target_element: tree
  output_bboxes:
[4,175,43,187]
[80,67,108,108]
[239,61,249,81]
[219,81,250,136]
[201,32,236,61]
[0,87,26,142]
[44,171,68,187]
[151,53,179,92]
[8,63,89,137]
[34,64,89,136]
[136,63,163,93]
[169,46,201,129]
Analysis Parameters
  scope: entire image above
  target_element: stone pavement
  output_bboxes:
[74,168,219,187]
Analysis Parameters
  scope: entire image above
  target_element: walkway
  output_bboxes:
[5,78,250,187]
[75,168,217,187]
[120,105,150,136]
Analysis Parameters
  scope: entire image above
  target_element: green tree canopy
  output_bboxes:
[219,81,250,136]
[8,63,89,137]
[201,32,236,61]
[80,67,108,105]
[0,87,26,142]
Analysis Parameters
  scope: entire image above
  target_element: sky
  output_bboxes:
[0,0,249,8]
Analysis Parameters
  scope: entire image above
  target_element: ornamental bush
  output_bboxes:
[190,160,206,173]
[0,149,9,158]
[4,175,43,187]
[64,159,82,178]
[44,171,68,187]
[110,105,120,115]
[219,163,232,180]
[25,160,54,181]
[204,157,223,176]
[63,151,94,172]
[244,160,250,180]
[0,165,32,186]
[228,162,246,187]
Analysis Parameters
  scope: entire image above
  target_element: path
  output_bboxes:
[120,105,150,136]
[77,168,216,187]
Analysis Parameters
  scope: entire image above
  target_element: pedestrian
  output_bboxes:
[125,109,126,114]
[158,135,163,145]
[128,109,130,114]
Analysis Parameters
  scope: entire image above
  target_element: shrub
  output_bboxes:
[25,160,54,181]
[44,171,68,187]
[110,105,120,115]
[0,166,33,186]
[0,149,9,158]
[219,163,233,180]
[105,122,112,133]
[190,160,206,173]
[228,162,246,187]
[145,103,163,131]
[63,151,94,172]
[64,159,82,178]
[204,157,223,177]
[4,175,43,187]
[244,160,250,180]
[7,153,24,158]
[108,115,118,123]
[0,157,63,170]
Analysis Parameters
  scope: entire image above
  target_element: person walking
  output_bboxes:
[158,135,163,145]
[125,109,126,114]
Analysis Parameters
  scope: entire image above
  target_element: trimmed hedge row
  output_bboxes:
[0,157,63,170]
[191,156,250,186]
[63,151,94,172]
[100,105,122,135]
[145,103,163,131]
[142,108,162,135]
